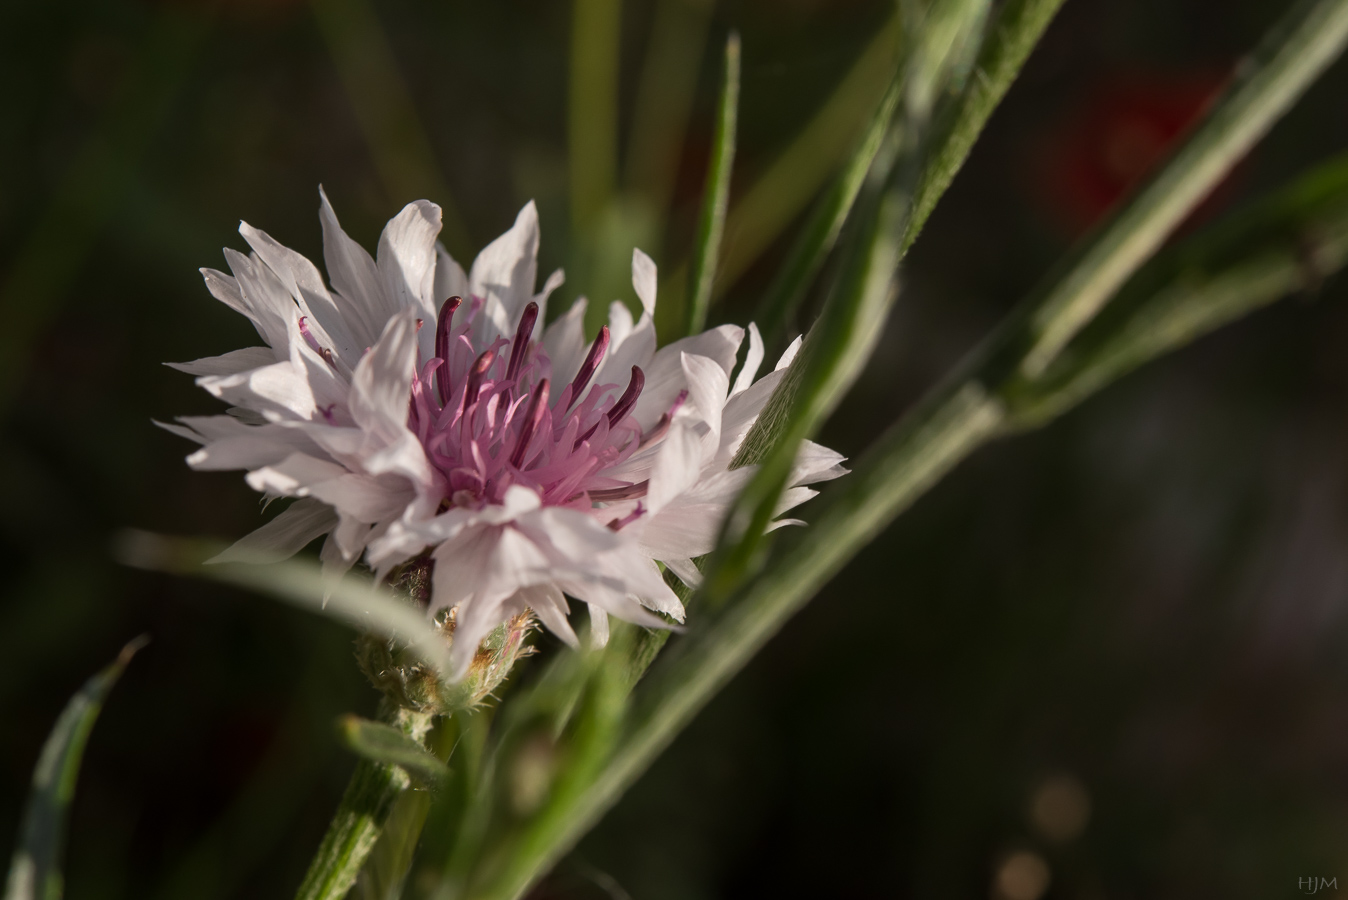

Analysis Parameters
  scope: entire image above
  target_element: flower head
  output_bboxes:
[165,191,846,676]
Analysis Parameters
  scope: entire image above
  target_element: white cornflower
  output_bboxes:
[164,191,846,676]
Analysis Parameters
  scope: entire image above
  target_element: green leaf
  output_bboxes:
[1020,0,1348,377]
[113,529,455,680]
[337,715,450,788]
[684,32,741,336]
[4,637,147,900]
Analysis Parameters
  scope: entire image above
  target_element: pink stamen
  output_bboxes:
[606,366,645,426]
[463,349,496,413]
[566,326,610,410]
[435,296,462,403]
[401,301,678,513]
[606,502,646,531]
[506,302,539,383]
[509,378,550,468]
[298,316,337,368]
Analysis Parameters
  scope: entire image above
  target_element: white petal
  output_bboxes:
[198,359,316,422]
[222,249,294,355]
[631,248,657,317]
[606,300,634,350]
[532,268,565,338]
[662,557,702,587]
[246,452,348,496]
[349,309,419,439]
[776,335,802,371]
[208,497,337,563]
[433,244,470,310]
[167,347,275,377]
[632,324,743,430]
[519,583,578,648]
[588,605,610,648]
[308,473,415,523]
[319,186,388,350]
[730,322,764,397]
[790,440,849,487]
[469,201,540,346]
[542,297,589,390]
[240,220,357,369]
[377,200,443,337]
[681,352,729,459]
[646,421,703,514]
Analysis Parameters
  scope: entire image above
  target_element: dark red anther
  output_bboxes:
[588,481,649,502]
[505,302,539,383]
[462,349,495,411]
[606,366,644,426]
[567,325,610,409]
[435,296,462,404]
[509,378,550,468]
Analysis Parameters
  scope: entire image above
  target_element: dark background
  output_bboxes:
[2,0,1348,898]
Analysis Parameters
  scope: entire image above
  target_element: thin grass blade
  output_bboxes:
[684,32,741,336]
[703,0,992,603]
[3,637,147,900]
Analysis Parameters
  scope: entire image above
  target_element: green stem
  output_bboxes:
[1021,0,1348,377]
[294,703,432,900]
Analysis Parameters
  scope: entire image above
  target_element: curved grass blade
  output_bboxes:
[756,0,1066,345]
[716,13,903,295]
[1020,0,1348,377]
[684,32,741,337]
[310,0,472,256]
[4,637,148,900]
[902,0,1066,257]
[113,529,454,679]
[703,0,992,604]
[338,715,449,788]
[754,68,905,344]
[570,0,622,238]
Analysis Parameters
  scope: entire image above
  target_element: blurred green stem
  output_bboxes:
[570,0,623,238]
[310,0,472,257]
[0,8,209,410]
[625,0,715,217]
[294,703,432,900]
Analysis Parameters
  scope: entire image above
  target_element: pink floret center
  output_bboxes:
[405,296,663,518]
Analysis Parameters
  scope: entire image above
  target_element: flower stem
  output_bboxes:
[294,702,432,900]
